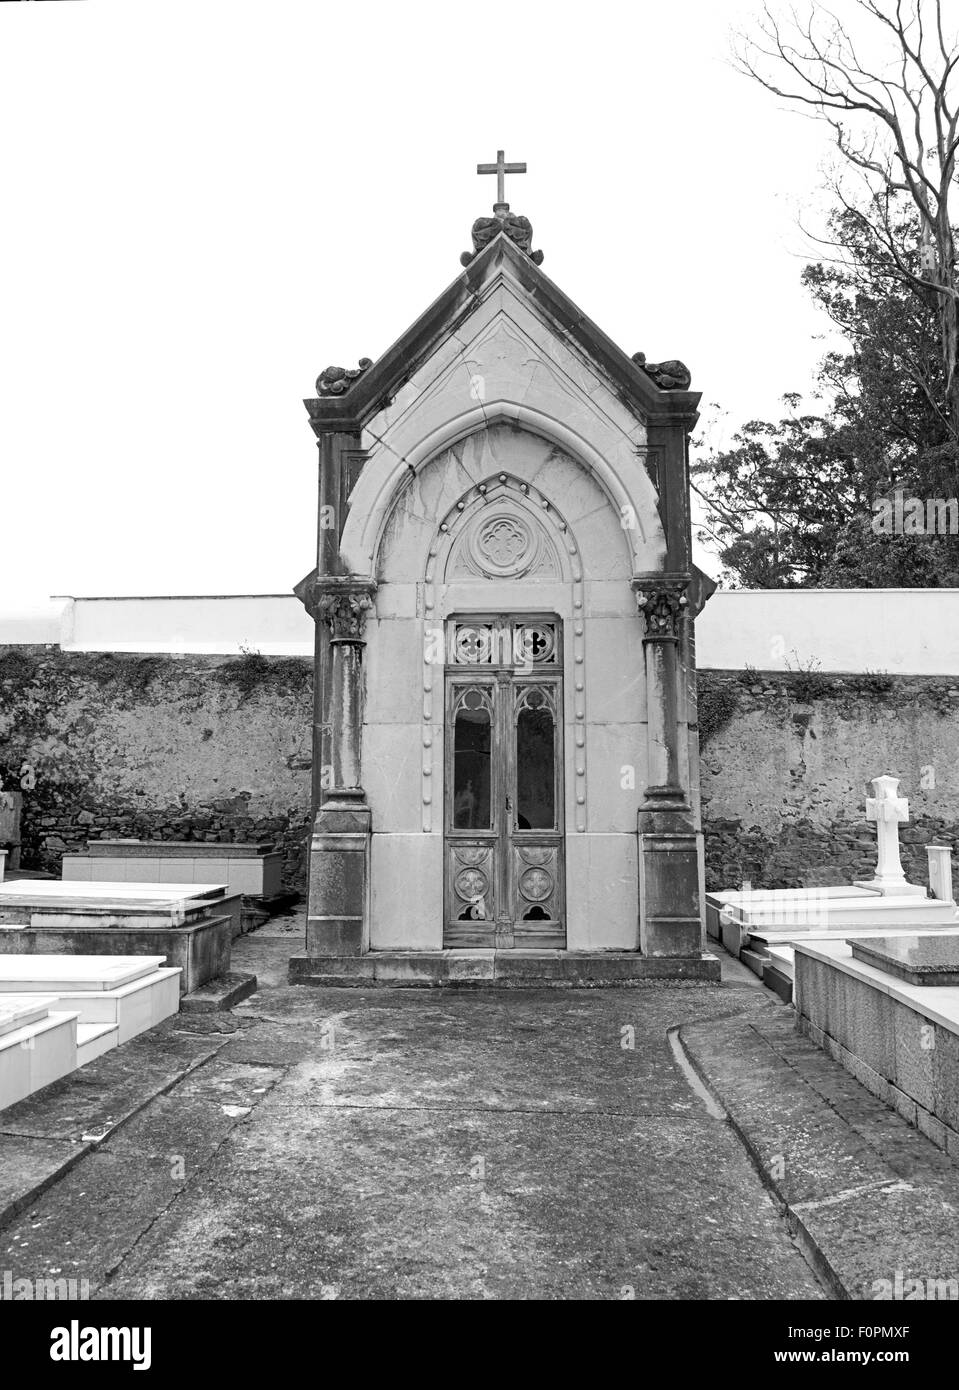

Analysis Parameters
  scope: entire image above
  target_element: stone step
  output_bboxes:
[0,1009,79,1112]
[762,965,794,1004]
[289,950,722,987]
[739,948,769,980]
[49,967,181,1043]
[76,1021,119,1066]
[180,971,257,1013]
[764,945,795,980]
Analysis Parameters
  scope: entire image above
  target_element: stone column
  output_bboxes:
[304,576,376,958]
[632,574,703,958]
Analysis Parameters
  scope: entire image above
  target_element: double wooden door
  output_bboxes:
[444,618,565,948]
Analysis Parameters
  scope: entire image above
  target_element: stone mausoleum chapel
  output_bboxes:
[291,153,718,986]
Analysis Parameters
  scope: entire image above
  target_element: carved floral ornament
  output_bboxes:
[631,353,692,392]
[315,358,373,396]
[633,581,689,639]
[461,211,543,267]
[313,580,377,640]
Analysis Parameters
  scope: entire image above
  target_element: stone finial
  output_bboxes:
[461,209,543,267]
[315,358,373,397]
[632,353,692,391]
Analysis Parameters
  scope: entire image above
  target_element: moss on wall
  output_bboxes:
[0,647,313,890]
[3,649,957,901]
[698,669,959,892]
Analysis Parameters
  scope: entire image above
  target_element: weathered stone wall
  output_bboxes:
[699,670,959,892]
[0,648,313,891]
[3,649,958,901]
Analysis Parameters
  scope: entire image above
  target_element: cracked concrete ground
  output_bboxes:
[5,922,955,1301]
[0,928,824,1301]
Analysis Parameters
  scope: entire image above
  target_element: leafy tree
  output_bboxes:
[693,200,959,587]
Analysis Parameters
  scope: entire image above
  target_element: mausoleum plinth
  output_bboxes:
[288,947,720,988]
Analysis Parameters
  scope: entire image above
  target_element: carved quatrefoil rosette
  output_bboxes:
[455,868,489,900]
[475,514,533,572]
[453,625,493,664]
[519,867,553,902]
[449,509,560,582]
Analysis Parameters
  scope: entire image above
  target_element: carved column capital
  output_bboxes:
[312,577,377,642]
[632,574,689,641]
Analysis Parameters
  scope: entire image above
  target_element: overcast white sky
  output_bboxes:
[0,0,841,611]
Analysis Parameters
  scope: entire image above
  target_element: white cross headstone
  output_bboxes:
[854,774,926,896]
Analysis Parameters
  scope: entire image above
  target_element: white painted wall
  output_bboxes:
[695,589,959,676]
[53,595,313,656]
[2,589,959,673]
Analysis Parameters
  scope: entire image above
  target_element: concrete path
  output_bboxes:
[1,932,825,1300]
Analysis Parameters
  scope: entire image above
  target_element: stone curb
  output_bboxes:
[678,1007,959,1301]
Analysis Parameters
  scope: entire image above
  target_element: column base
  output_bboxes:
[305,800,371,957]
[638,806,705,958]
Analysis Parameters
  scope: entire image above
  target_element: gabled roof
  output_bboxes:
[304,232,700,435]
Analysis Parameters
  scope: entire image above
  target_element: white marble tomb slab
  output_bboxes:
[0,994,57,1038]
[0,955,165,992]
[735,894,958,930]
[0,881,226,902]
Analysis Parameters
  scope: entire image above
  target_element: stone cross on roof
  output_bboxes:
[477,149,526,208]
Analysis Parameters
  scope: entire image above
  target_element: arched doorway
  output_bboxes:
[445,615,564,947]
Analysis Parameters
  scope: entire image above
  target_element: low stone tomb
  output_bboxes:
[794,933,959,1158]
[0,993,78,1111]
[708,780,959,998]
[705,885,881,945]
[850,934,959,987]
[62,839,283,909]
[0,954,182,1111]
[0,882,239,994]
